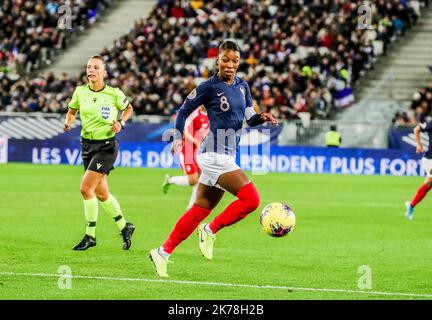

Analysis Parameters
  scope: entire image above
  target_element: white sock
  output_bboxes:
[168,175,190,186]
[158,247,170,260]
[204,223,214,236]
[187,184,198,209]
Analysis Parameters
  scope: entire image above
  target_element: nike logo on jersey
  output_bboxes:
[217,92,224,96]
[96,163,102,170]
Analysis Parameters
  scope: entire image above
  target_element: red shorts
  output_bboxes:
[178,147,200,175]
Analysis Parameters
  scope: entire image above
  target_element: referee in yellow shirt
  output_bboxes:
[64,55,135,250]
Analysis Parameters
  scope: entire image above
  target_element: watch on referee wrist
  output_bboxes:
[117,119,126,129]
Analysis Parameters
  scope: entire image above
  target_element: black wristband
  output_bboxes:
[247,113,265,127]
[117,119,125,129]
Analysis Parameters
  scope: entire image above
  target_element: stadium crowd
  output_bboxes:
[0,0,113,75]
[0,0,427,120]
[392,82,432,126]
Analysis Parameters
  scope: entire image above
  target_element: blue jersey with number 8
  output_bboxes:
[175,75,260,156]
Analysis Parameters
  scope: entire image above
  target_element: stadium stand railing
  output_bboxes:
[342,72,404,123]
[292,72,402,148]
[279,119,389,148]
[0,111,73,140]
[0,111,388,148]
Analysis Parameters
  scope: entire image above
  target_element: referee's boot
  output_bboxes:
[121,222,135,250]
[73,234,96,250]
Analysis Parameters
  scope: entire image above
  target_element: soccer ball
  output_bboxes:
[260,202,296,237]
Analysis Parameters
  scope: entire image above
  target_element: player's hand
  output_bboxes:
[171,140,182,155]
[416,145,424,153]
[111,121,122,133]
[63,124,72,132]
[260,112,279,126]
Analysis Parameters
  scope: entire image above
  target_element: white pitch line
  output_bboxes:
[0,272,431,299]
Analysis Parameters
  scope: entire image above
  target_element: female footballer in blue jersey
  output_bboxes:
[149,40,278,277]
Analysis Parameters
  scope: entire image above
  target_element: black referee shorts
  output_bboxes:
[80,137,119,175]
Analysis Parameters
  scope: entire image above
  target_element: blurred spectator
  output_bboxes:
[394,82,432,127]
[392,111,412,126]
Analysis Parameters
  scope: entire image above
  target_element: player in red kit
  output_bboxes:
[163,106,209,209]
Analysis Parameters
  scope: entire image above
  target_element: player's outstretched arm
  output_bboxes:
[64,108,78,132]
[259,112,279,126]
[414,125,423,153]
[246,111,278,127]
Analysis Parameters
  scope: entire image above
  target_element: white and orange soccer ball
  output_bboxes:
[260,202,296,237]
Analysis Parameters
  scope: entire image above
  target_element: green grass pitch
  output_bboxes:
[0,163,431,300]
